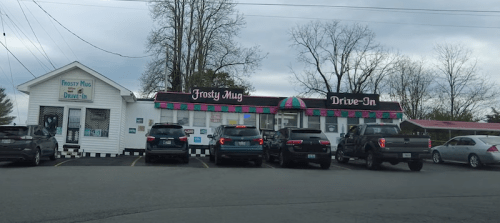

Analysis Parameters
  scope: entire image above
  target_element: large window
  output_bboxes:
[193,111,206,127]
[308,116,320,130]
[325,117,338,133]
[243,113,256,126]
[38,106,63,135]
[227,113,239,125]
[381,118,393,123]
[347,118,359,131]
[260,114,274,130]
[160,109,173,123]
[177,110,189,126]
[364,118,376,123]
[210,112,222,128]
[84,108,110,137]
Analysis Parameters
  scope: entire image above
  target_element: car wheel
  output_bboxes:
[408,160,423,171]
[279,150,289,168]
[49,145,58,161]
[214,149,222,166]
[468,154,482,168]
[366,150,380,170]
[335,147,349,164]
[145,154,151,163]
[183,153,190,164]
[320,160,331,169]
[31,149,41,166]
[432,151,444,164]
[254,158,263,167]
[209,147,215,162]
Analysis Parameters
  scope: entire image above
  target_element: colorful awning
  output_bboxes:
[278,97,307,110]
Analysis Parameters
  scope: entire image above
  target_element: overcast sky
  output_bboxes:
[0,0,499,125]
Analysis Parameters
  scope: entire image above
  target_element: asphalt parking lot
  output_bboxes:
[2,155,500,172]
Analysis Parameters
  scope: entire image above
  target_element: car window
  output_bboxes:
[447,138,460,146]
[478,137,500,145]
[0,127,29,137]
[459,138,475,146]
[290,129,327,140]
[223,127,260,136]
[365,126,399,135]
[150,126,185,136]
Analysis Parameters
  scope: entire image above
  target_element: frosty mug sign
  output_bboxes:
[59,79,94,102]
[326,93,379,109]
[191,87,244,104]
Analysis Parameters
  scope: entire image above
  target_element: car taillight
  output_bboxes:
[286,140,303,145]
[147,136,155,142]
[428,139,432,149]
[319,140,330,145]
[19,136,33,140]
[487,146,499,152]
[219,138,232,145]
[235,126,246,128]
[179,136,188,142]
[253,138,264,145]
[378,138,386,148]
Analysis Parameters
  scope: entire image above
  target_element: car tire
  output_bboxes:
[214,149,222,166]
[49,145,58,161]
[366,150,380,170]
[209,147,215,162]
[30,149,41,166]
[432,151,444,164]
[468,154,482,168]
[279,149,289,168]
[408,160,423,171]
[320,160,331,169]
[335,147,349,164]
[183,153,190,164]
[254,158,263,167]
[145,154,151,163]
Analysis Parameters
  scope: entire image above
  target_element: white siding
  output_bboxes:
[26,68,126,154]
[124,101,159,149]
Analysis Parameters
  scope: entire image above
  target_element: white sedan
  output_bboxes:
[431,135,500,168]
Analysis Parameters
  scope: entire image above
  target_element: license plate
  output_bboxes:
[162,140,172,145]
[237,141,248,146]
[308,154,316,159]
[402,153,411,158]
[1,139,12,144]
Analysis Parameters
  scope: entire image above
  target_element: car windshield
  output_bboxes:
[150,126,184,136]
[0,127,28,137]
[365,126,399,135]
[224,127,260,136]
[478,137,500,145]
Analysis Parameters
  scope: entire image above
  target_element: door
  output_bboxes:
[32,125,49,154]
[441,138,459,161]
[277,112,299,129]
[66,109,81,144]
[343,126,359,156]
[455,137,475,162]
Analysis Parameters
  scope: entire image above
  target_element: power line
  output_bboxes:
[16,0,56,69]
[0,40,37,78]
[32,0,151,58]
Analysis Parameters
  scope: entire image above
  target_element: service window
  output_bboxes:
[160,109,174,123]
[260,114,274,130]
[193,111,206,127]
[325,117,338,133]
[308,116,320,130]
[84,108,110,137]
[226,113,239,125]
[38,106,63,135]
[210,112,222,128]
[177,110,189,126]
[243,113,256,126]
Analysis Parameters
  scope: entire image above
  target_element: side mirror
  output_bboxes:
[340,133,345,138]
[207,134,213,139]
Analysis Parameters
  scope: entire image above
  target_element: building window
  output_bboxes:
[382,118,393,123]
[38,106,63,135]
[160,109,173,123]
[84,108,110,137]
[177,110,189,126]
[308,116,320,130]
[364,118,376,123]
[210,112,222,128]
[325,117,338,133]
[243,113,256,126]
[347,118,359,131]
[193,111,206,127]
[260,114,274,130]
[227,113,239,125]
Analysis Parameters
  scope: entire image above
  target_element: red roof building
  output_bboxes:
[400,119,500,142]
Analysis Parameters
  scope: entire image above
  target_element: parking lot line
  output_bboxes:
[194,157,209,168]
[54,159,74,167]
[131,156,142,167]
[331,164,352,170]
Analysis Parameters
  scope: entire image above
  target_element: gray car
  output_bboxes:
[431,135,500,168]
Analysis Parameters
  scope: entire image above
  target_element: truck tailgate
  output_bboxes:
[383,135,430,152]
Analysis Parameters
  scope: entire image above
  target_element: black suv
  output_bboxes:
[145,123,190,163]
[0,125,58,166]
[208,125,264,166]
[266,128,332,169]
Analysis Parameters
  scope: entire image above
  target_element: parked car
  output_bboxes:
[431,135,500,168]
[267,128,332,169]
[145,123,190,164]
[261,129,280,162]
[208,125,263,166]
[336,123,431,171]
[0,125,58,166]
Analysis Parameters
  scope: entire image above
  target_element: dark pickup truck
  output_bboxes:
[336,123,431,171]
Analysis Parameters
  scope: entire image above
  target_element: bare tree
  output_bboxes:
[289,21,392,96]
[434,43,495,120]
[388,57,434,119]
[141,0,264,97]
